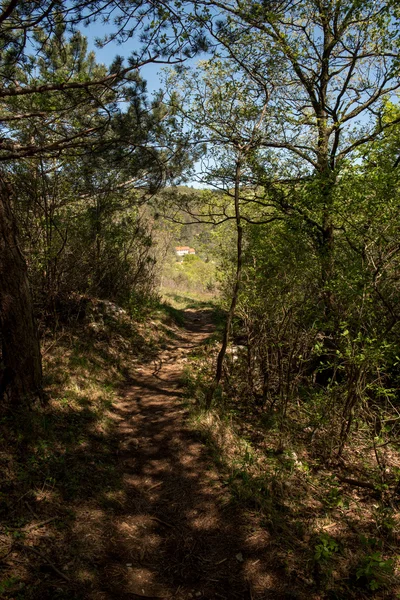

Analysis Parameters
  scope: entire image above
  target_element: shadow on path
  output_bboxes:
[0,308,307,600]
[86,308,297,600]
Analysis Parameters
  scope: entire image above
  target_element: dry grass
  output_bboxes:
[1,296,399,599]
[0,297,169,600]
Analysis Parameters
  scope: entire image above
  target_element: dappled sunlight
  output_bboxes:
[72,507,107,561]
[4,300,396,599]
[76,307,301,599]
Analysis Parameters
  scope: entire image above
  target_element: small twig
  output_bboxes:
[372,435,386,481]
[7,489,33,516]
[375,439,397,448]
[148,482,163,491]
[247,579,254,600]
[8,516,60,534]
[42,333,65,356]
[322,522,337,530]
[15,542,71,583]
[152,358,163,375]
[0,545,14,562]
[337,475,377,490]
[150,516,174,528]
[25,502,39,519]
[25,517,59,531]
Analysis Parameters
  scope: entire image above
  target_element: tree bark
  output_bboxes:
[206,157,243,407]
[319,167,336,317]
[0,177,42,408]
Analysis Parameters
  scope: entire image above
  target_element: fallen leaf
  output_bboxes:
[236,552,244,562]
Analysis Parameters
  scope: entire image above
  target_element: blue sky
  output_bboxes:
[83,21,181,97]
[82,21,206,187]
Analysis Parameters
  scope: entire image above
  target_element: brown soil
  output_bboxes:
[96,308,293,600]
[1,308,313,600]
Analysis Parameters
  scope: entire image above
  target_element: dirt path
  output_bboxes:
[3,306,396,600]
[81,309,294,600]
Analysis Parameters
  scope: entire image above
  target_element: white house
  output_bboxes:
[175,246,196,256]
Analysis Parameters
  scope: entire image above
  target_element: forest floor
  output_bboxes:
[0,296,399,599]
[0,299,291,600]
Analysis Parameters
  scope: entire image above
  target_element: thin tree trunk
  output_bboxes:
[0,178,43,408]
[206,157,243,407]
[319,169,336,318]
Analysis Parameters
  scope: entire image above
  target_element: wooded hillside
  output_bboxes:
[1,1,400,598]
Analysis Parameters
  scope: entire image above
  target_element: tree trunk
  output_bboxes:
[313,166,339,387]
[0,178,43,408]
[319,167,336,316]
[206,157,243,407]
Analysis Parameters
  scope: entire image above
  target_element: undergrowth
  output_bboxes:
[182,341,400,599]
[0,296,166,599]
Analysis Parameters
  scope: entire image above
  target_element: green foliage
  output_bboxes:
[1,15,195,325]
[162,253,218,295]
[324,486,348,510]
[1,3,400,596]
[356,552,395,591]
[314,533,340,563]
[0,576,20,595]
